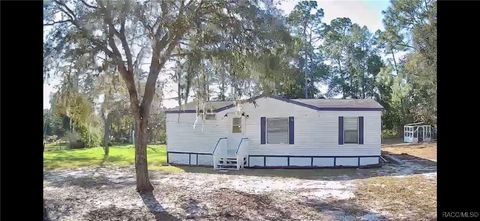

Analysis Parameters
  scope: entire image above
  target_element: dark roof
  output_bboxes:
[165,95,383,113]
[166,101,234,112]
[291,98,383,109]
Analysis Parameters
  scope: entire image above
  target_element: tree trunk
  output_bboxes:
[184,71,192,105]
[337,59,347,98]
[103,114,112,156]
[303,20,308,99]
[391,49,398,75]
[219,68,226,101]
[134,116,154,192]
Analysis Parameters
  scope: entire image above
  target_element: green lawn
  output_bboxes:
[44,144,184,173]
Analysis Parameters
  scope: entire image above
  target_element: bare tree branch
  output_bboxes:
[53,0,76,21]
[140,0,204,117]
[44,19,73,26]
[133,46,147,70]
[80,0,98,9]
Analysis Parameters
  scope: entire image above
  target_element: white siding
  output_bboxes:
[238,97,381,156]
[166,113,229,153]
[166,97,382,166]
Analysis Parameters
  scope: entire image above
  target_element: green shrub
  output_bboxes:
[65,125,102,148]
[65,131,85,149]
[382,129,401,139]
[77,125,102,147]
[158,131,166,144]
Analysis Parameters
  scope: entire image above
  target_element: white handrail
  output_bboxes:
[235,138,249,168]
[212,138,228,169]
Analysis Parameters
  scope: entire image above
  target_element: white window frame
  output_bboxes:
[266,117,289,144]
[343,117,359,144]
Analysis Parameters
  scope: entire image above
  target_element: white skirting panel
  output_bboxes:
[336,157,358,166]
[249,157,264,167]
[168,153,189,165]
[289,157,311,166]
[360,157,379,165]
[313,158,335,167]
[168,153,213,166]
[197,155,213,166]
[266,157,288,167]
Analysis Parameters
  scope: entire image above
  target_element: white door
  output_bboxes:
[228,116,244,155]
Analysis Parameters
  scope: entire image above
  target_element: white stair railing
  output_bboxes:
[235,138,249,169]
[212,137,227,169]
[212,137,248,170]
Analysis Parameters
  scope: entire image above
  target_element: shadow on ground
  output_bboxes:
[43,157,136,189]
[301,197,390,220]
[175,189,300,220]
[140,192,180,221]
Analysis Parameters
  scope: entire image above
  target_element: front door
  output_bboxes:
[228,116,244,155]
[418,127,424,142]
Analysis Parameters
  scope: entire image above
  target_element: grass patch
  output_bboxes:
[354,175,436,220]
[44,144,184,173]
[45,141,69,151]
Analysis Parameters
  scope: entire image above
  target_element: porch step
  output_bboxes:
[216,156,237,159]
[214,156,246,170]
[218,161,237,165]
[217,164,238,168]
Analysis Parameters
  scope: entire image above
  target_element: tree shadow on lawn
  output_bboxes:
[181,189,296,220]
[176,153,436,181]
[44,155,136,189]
[83,199,178,221]
[44,170,137,189]
[301,197,390,220]
[171,188,387,220]
[140,192,180,221]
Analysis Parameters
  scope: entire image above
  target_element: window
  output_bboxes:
[267,118,289,144]
[344,117,359,144]
[232,117,242,133]
[205,113,216,120]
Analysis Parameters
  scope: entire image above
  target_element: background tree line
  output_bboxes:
[43,0,436,191]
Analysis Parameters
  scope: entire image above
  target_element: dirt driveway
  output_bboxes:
[382,138,437,162]
[44,143,437,221]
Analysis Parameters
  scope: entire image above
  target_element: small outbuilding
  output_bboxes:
[403,123,433,143]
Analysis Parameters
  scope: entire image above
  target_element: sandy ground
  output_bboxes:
[44,142,437,221]
[382,139,437,162]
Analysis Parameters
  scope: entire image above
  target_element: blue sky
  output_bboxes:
[276,0,390,32]
[43,0,391,109]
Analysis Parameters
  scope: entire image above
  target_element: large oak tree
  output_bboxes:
[44,0,292,192]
